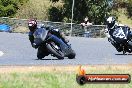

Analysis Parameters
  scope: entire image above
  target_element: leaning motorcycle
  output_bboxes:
[33,27,76,59]
[111,26,132,54]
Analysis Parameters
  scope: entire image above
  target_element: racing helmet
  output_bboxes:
[28,19,37,32]
[106,16,116,29]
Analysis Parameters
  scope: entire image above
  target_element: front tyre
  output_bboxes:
[46,42,64,59]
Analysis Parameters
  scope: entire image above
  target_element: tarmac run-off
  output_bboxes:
[0,51,4,57]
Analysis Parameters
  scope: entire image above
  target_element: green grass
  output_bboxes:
[0,68,131,88]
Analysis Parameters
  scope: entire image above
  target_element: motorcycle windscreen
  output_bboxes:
[113,27,128,43]
[33,28,48,45]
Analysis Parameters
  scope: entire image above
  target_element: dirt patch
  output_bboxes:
[0,65,132,73]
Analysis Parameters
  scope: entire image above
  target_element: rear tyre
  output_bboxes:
[123,46,126,55]
[46,42,64,59]
[68,50,76,59]
[123,50,126,55]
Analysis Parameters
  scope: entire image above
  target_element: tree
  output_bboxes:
[49,7,63,21]
[48,0,64,22]
[113,0,132,18]
[62,0,112,24]
[127,2,132,18]
[50,0,59,3]
[0,0,28,17]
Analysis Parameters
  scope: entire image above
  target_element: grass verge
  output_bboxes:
[0,65,131,88]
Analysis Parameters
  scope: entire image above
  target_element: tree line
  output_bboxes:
[0,0,132,24]
[49,0,132,24]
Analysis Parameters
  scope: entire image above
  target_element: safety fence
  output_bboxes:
[0,17,106,38]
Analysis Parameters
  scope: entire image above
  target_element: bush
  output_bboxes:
[49,7,63,22]
[0,0,28,17]
[15,0,50,20]
[126,1,132,18]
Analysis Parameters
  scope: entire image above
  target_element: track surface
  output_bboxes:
[0,32,132,65]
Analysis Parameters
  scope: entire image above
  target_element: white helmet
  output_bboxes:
[106,16,116,29]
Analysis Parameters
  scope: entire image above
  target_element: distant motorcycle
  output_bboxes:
[33,27,76,59]
[110,26,132,54]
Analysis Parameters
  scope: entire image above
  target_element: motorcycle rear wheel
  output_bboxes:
[123,46,126,55]
[68,50,76,59]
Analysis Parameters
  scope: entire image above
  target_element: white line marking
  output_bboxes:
[0,51,4,56]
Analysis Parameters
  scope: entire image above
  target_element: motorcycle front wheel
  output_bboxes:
[46,42,64,59]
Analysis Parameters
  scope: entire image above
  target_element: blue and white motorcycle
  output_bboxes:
[111,26,132,54]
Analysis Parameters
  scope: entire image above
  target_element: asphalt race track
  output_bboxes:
[0,32,132,65]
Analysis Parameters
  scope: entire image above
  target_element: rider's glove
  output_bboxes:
[65,38,69,43]
[32,43,38,49]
